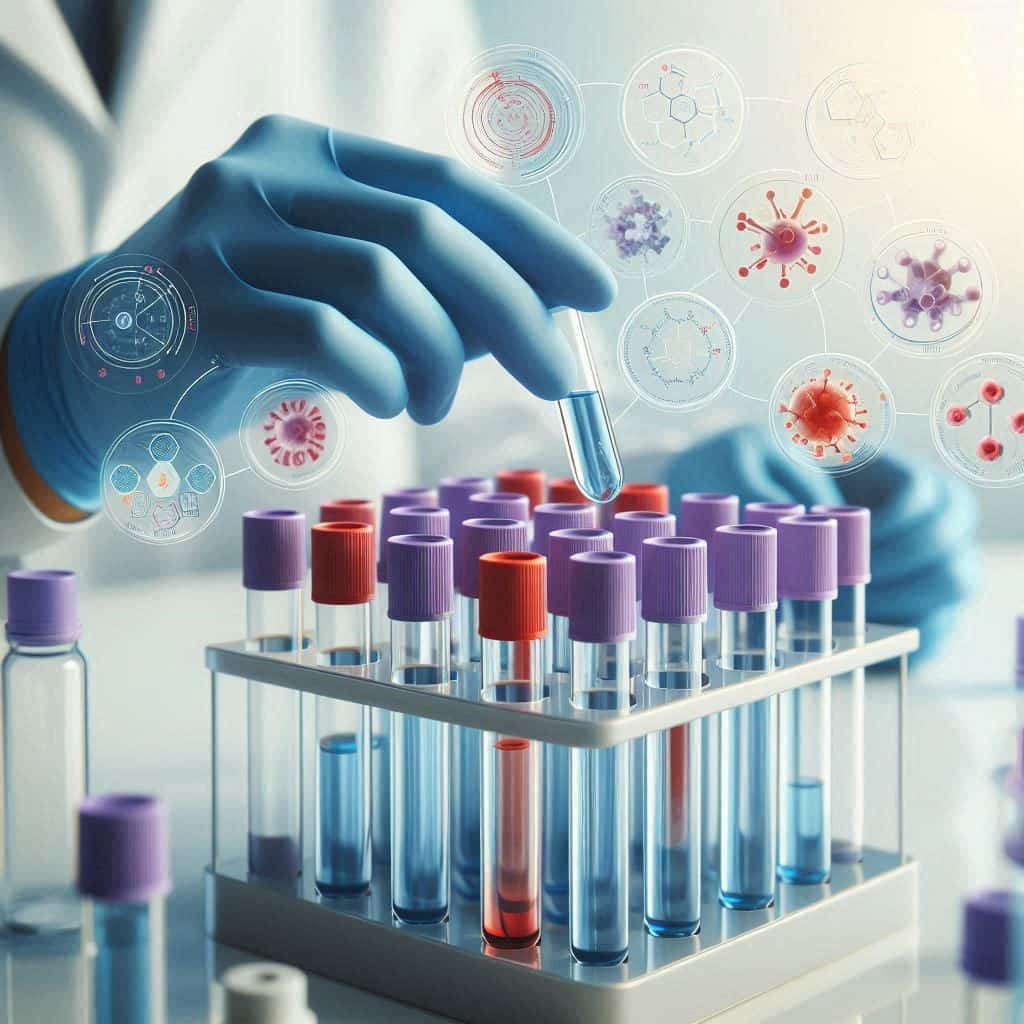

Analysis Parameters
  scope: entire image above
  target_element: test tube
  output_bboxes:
[478,552,547,949]
[78,794,170,1024]
[548,477,589,504]
[533,502,597,558]
[568,550,635,966]
[219,962,317,1024]
[715,524,778,910]
[496,468,547,514]
[553,308,624,505]
[451,517,529,900]
[960,890,1022,1023]
[743,501,806,635]
[311,521,375,896]
[777,514,837,885]
[641,536,707,937]
[811,504,871,865]
[388,534,454,924]
[468,490,530,524]
[599,480,669,529]
[544,527,613,922]
[320,498,376,527]
[243,510,306,880]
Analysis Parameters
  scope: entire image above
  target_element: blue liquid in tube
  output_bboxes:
[92,902,152,1024]
[779,778,827,884]
[317,731,371,895]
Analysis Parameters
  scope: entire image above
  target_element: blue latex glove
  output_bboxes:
[6,115,616,511]
[666,423,978,659]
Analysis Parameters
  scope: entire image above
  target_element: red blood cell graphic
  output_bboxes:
[977,436,1003,462]
[1011,411,1024,435]
[778,368,871,464]
[946,405,970,426]
[736,187,828,289]
[981,379,1005,404]
[263,399,328,468]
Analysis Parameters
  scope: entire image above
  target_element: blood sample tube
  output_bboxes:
[219,962,317,1024]
[548,477,588,504]
[377,489,438,635]
[243,510,306,880]
[599,480,669,529]
[744,501,806,630]
[568,550,635,965]
[478,552,547,949]
[641,536,707,937]
[496,469,546,514]
[319,498,376,527]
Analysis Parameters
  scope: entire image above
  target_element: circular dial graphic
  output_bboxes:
[931,353,1024,488]
[769,353,894,476]
[588,176,687,278]
[239,379,345,489]
[866,221,993,357]
[805,63,916,180]
[63,254,198,394]
[447,45,584,187]
[621,48,744,176]
[102,420,224,544]
[618,292,736,411]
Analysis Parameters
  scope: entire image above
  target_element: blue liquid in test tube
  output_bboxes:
[93,903,156,1024]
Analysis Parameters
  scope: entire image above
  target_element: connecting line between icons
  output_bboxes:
[224,467,252,479]
[579,82,624,90]
[169,364,221,421]
[812,291,828,353]
[613,397,638,426]
[728,384,768,404]
[546,179,562,225]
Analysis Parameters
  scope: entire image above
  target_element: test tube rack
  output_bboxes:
[205,623,919,1024]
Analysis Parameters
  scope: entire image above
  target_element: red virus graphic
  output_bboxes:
[977,436,1003,462]
[736,187,829,289]
[262,399,327,468]
[944,376,1024,462]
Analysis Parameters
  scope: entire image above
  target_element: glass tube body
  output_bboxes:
[391,616,451,924]
[315,602,372,895]
[719,609,778,910]
[702,591,720,881]
[371,585,390,866]
[644,620,702,937]
[544,612,572,921]
[453,593,482,898]
[481,637,544,949]
[630,602,645,868]
[831,582,866,864]
[570,638,632,965]
[246,588,303,879]
[779,599,832,884]
[2,639,87,933]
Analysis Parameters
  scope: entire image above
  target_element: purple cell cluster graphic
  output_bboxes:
[604,189,673,263]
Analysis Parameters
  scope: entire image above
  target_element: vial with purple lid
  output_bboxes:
[243,510,306,880]
[744,502,806,641]
[960,889,1024,1022]
[3,569,88,934]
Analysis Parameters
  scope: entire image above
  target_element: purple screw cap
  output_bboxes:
[547,528,613,617]
[380,505,449,584]
[243,510,307,591]
[6,570,80,645]
[459,518,529,597]
[642,537,708,624]
[439,477,493,537]
[379,488,438,580]
[78,794,171,903]
[533,503,598,558]
[810,505,871,587]
[679,493,739,593]
[714,524,778,613]
[744,502,806,529]
[960,889,1021,984]
[468,491,530,523]
[568,551,636,644]
[778,514,838,602]
[387,535,454,621]
[612,511,676,585]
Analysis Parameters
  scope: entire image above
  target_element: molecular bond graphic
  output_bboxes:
[769,354,894,475]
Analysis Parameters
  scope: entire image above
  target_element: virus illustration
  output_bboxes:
[605,189,673,263]
[735,187,828,289]
[942,375,1024,462]
[262,398,328,468]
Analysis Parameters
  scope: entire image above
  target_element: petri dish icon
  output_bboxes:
[447,45,584,187]
[618,292,736,412]
[587,176,687,278]
[621,47,744,177]
[866,221,994,358]
[239,379,345,489]
[769,353,894,476]
[101,419,224,545]
[931,352,1024,488]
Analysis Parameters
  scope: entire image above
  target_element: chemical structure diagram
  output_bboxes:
[638,63,731,158]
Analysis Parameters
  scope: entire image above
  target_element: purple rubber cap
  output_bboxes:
[379,488,437,581]
[642,537,707,624]
[960,889,1020,984]
[678,493,739,593]
[6,570,80,645]
[744,502,806,529]
[387,535,454,621]
[547,528,613,617]
[468,491,530,523]
[568,551,636,644]
[242,510,307,591]
[810,505,871,587]
[714,524,778,613]
[612,511,676,585]
[532,503,598,558]
[78,794,171,903]
[458,518,529,597]
[778,514,838,602]
[439,477,493,536]
[380,505,449,584]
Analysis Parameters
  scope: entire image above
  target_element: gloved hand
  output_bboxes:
[666,423,978,659]
[6,115,616,512]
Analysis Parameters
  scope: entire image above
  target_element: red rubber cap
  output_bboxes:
[496,469,546,512]
[312,522,375,605]
[320,499,376,528]
[478,551,547,642]
[614,482,669,514]
[548,477,588,504]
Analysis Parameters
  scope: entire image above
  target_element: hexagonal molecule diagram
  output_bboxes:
[641,64,725,156]
[823,79,911,163]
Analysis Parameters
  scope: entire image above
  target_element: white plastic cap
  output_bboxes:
[220,962,317,1024]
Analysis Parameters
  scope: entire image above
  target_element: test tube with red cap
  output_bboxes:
[599,480,669,529]
[548,477,589,504]
[478,552,547,949]
[496,469,546,514]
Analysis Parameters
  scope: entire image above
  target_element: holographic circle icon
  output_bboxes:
[447,45,584,187]
[101,419,224,544]
[239,379,345,489]
[866,221,994,357]
[621,48,744,176]
[62,254,198,394]
[588,176,687,278]
[931,353,1024,488]
[769,354,894,476]
[806,64,916,180]
[717,173,845,306]
[618,292,736,411]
